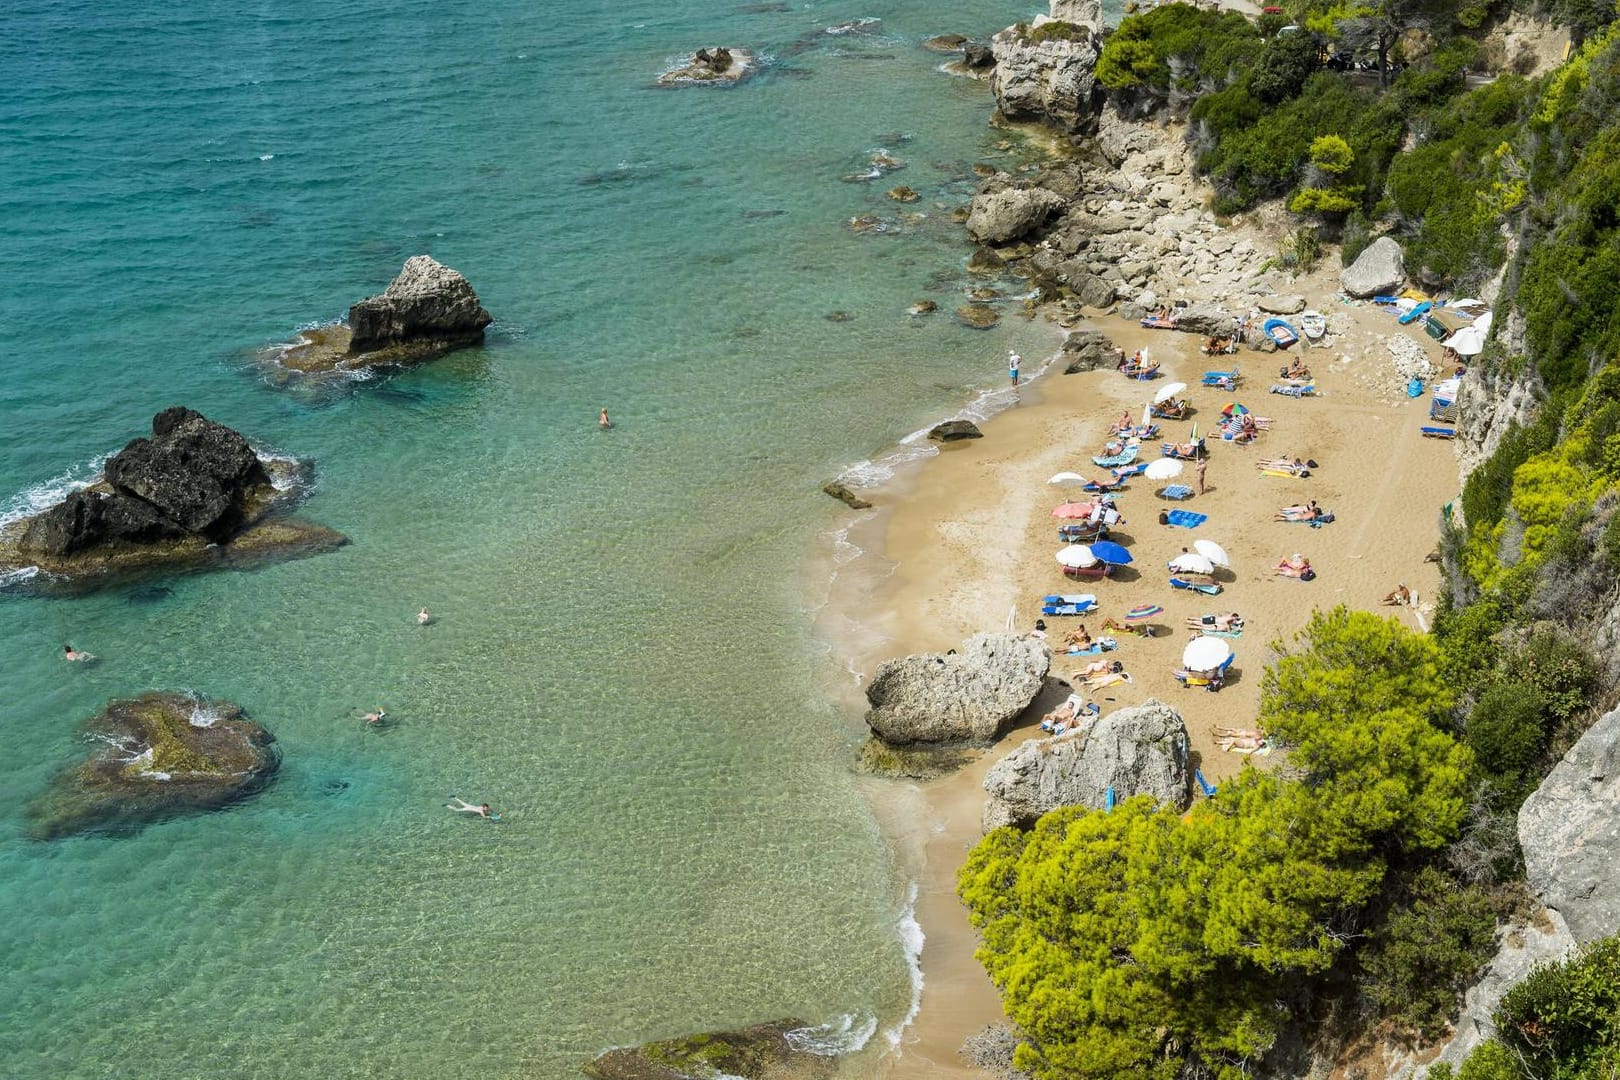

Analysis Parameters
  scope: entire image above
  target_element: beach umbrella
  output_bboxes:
[1052,502,1094,519]
[1090,540,1133,565]
[1125,603,1163,621]
[1153,381,1188,404]
[1056,544,1098,568]
[1144,459,1183,481]
[1168,552,1215,575]
[1183,636,1233,672]
[1048,471,1088,486]
[1221,402,1249,418]
[1477,311,1494,336]
[1448,326,1484,357]
[1193,539,1231,567]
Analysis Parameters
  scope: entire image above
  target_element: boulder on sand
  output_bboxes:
[1340,236,1406,299]
[965,186,1068,244]
[25,692,279,840]
[981,699,1191,830]
[1061,326,1122,373]
[866,633,1050,745]
[1257,294,1307,315]
[928,419,984,442]
[1169,302,1231,336]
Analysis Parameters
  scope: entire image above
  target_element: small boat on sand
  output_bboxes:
[1299,310,1326,341]
[1263,318,1299,348]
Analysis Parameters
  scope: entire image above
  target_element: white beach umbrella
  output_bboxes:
[1056,544,1098,568]
[1449,326,1485,357]
[1168,552,1215,575]
[1153,381,1188,404]
[1144,459,1183,481]
[1476,311,1494,335]
[1193,539,1231,567]
[1183,636,1233,672]
[1049,471,1089,486]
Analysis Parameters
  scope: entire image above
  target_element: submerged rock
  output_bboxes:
[965,185,1067,244]
[1340,236,1406,298]
[656,46,758,86]
[865,633,1050,745]
[26,692,279,840]
[582,1019,835,1080]
[274,256,492,375]
[981,699,1192,830]
[822,482,873,510]
[922,33,969,52]
[0,407,345,592]
[955,304,1000,329]
[928,419,984,442]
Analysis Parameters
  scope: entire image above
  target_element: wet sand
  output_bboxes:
[846,290,1462,1076]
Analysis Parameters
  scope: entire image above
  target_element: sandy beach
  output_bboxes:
[838,273,1466,1076]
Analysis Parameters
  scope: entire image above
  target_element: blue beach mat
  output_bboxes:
[1165,510,1206,528]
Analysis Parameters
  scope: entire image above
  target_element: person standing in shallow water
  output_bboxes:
[1008,350,1021,387]
[599,407,612,430]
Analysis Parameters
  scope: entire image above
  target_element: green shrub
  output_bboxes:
[1096,4,1261,94]
[1025,19,1089,44]
[1461,411,1559,531]
[1465,680,1549,795]
[1495,934,1620,1076]
[1250,30,1321,103]
[1362,867,1499,1041]
[1517,627,1599,724]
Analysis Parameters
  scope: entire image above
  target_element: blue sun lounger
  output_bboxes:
[1422,426,1457,439]
[1269,383,1316,398]
[1113,462,1149,478]
[1170,577,1223,595]
[1062,637,1118,656]
[1092,447,1139,468]
[1041,593,1099,616]
[1202,368,1240,388]
[1164,509,1206,528]
[1159,485,1194,501]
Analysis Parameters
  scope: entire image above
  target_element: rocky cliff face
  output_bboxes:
[989,18,1105,135]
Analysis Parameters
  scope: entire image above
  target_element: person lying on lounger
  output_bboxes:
[1155,398,1189,418]
[1382,583,1412,606]
[1187,612,1243,632]
[1166,438,1204,459]
[1275,554,1313,578]
[1275,501,1323,521]
[1089,474,1125,493]
[1040,693,1092,734]
[1211,725,1267,752]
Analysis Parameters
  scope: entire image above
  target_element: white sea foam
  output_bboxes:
[0,453,111,530]
[786,1010,879,1056]
[884,882,925,1049]
[258,153,274,161]
[829,524,863,568]
[188,703,222,729]
[0,565,42,588]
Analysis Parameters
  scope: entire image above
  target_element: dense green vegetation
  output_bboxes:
[960,611,1473,1078]
[1433,934,1620,1080]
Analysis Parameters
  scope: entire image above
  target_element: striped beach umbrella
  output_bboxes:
[1125,604,1163,621]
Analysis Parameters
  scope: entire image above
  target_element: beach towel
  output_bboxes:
[1164,509,1206,528]
[1063,637,1118,656]
[1225,740,1272,756]
[1195,769,1218,798]
[1092,448,1139,468]
[1081,671,1132,690]
[1202,369,1239,386]
[1269,383,1316,397]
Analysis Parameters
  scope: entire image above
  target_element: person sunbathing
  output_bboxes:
[1109,410,1133,434]
[1167,437,1203,459]
[1156,399,1188,417]
[1279,359,1311,380]
[1382,583,1412,606]
[1211,726,1267,752]
[1275,501,1322,521]
[1063,624,1092,647]
[1187,612,1243,632]
[1089,474,1124,493]
[1040,694,1095,735]
[1275,554,1313,578]
[1101,616,1153,637]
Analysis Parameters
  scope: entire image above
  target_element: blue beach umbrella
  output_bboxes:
[1089,541,1133,565]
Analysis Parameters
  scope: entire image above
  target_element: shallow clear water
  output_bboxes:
[0,0,1062,1076]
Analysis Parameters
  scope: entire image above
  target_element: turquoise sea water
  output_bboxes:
[0,1,1062,1077]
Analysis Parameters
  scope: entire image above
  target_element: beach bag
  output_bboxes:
[1301,568,1317,581]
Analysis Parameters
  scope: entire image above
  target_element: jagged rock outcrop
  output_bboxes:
[822,482,873,510]
[582,1018,834,1080]
[348,256,493,355]
[981,700,1191,830]
[866,633,1050,745]
[1050,0,1102,24]
[966,185,1069,244]
[25,693,279,840]
[0,408,343,591]
[656,47,758,85]
[989,19,1104,135]
[1061,326,1123,373]
[1340,237,1406,298]
[1519,705,1620,944]
[929,419,984,442]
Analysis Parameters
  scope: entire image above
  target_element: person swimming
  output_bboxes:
[63,644,95,662]
[417,608,432,625]
[361,708,387,725]
[599,407,612,430]
[447,797,500,821]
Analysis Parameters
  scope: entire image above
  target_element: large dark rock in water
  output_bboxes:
[582,1019,835,1080]
[866,633,1050,745]
[1,408,345,591]
[347,255,493,355]
[26,692,279,840]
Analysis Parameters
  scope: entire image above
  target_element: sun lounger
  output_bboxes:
[1092,448,1139,468]
[1170,576,1222,595]
[1269,383,1317,397]
[1140,316,1177,329]
[1058,522,1112,543]
[1123,366,1162,381]
[1195,769,1218,798]
[1164,509,1206,528]
[1186,616,1242,637]
[1421,426,1457,439]
[1083,479,1125,494]
[1041,593,1098,616]
[1150,402,1189,420]
[1202,368,1240,387]
[1159,485,1195,501]
[1161,441,1205,460]
[1112,462,1149,478]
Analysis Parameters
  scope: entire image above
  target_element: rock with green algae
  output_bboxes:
[26,692,279,840]
[581,1020,836,1080]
